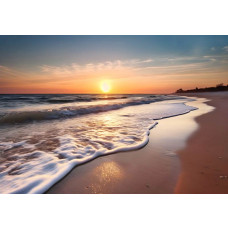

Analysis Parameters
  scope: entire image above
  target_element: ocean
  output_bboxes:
[0,94,197,193]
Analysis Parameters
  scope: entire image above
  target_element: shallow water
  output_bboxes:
[0,94,197,193]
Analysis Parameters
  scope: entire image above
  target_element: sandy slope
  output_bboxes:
[47,92,228,194]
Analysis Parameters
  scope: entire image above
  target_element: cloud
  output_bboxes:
[40,58,155,77]
[224,46,228,52]
[1,53,227,92]
[41,60,130,76]
[137,59,154,63]
[0,65,13,74]
[38,54,228,82]
[0,65,26,78]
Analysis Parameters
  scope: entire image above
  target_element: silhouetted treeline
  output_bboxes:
[175,83,228,93]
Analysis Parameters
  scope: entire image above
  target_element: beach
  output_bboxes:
[0,94,197,193]
[47,92,228,194]
[0,93,227,193]
[175,92,228,193]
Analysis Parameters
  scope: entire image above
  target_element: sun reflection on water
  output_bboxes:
[89,161,124,193]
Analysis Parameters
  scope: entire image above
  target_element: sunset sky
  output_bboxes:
[0,35,228,94]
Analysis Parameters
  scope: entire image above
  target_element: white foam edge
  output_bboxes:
[24,100,200,194]
[23,122,157,194]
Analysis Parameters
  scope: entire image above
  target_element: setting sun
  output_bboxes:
[100,81,111,93]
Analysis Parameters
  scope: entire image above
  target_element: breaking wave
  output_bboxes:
[0,95,186,124]
[0,94,199,193]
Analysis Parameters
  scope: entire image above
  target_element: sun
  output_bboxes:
[100,81,111,93]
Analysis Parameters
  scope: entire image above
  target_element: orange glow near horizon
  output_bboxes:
[1,63,228,94]
[1,75,227,94]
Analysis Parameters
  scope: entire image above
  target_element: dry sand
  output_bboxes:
[47,92,228,194]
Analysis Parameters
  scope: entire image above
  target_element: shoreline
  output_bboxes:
[46,93,227,194]
[175,92,228,193]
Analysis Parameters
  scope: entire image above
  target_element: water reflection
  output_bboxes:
[90,161,124,193]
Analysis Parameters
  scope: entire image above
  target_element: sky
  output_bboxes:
[0,35,228,94]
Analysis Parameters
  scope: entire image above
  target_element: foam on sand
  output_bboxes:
[0,96,199,193]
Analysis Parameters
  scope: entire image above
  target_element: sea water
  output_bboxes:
[0,94,197,193]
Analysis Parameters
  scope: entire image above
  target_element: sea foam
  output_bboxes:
[0,95,197,193]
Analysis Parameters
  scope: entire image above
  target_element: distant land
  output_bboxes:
[175,83,228,93]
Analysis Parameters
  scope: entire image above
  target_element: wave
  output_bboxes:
[0,96,201,194]
[0,105,198,194]
[46,96,128,103]
[15,122,159,194]
[0,95,128,104]
[0,96,181,124]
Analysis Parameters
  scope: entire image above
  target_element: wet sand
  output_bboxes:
[47,92,228,194]
[175,92,228,193]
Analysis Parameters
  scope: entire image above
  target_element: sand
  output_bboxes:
[47,92,228,194]
[175,92,228,193]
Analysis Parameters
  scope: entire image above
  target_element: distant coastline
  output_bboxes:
[175,83,228,93]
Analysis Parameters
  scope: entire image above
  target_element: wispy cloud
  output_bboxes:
[40,56,221,76]
[1,53,228,93]
[224,46,228,52]
[39,58,156,79]
[0,65,16,76]
[36,54,228,86]
[137,58,154,63]
[41,60,129,75]
[1,64,35,78]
